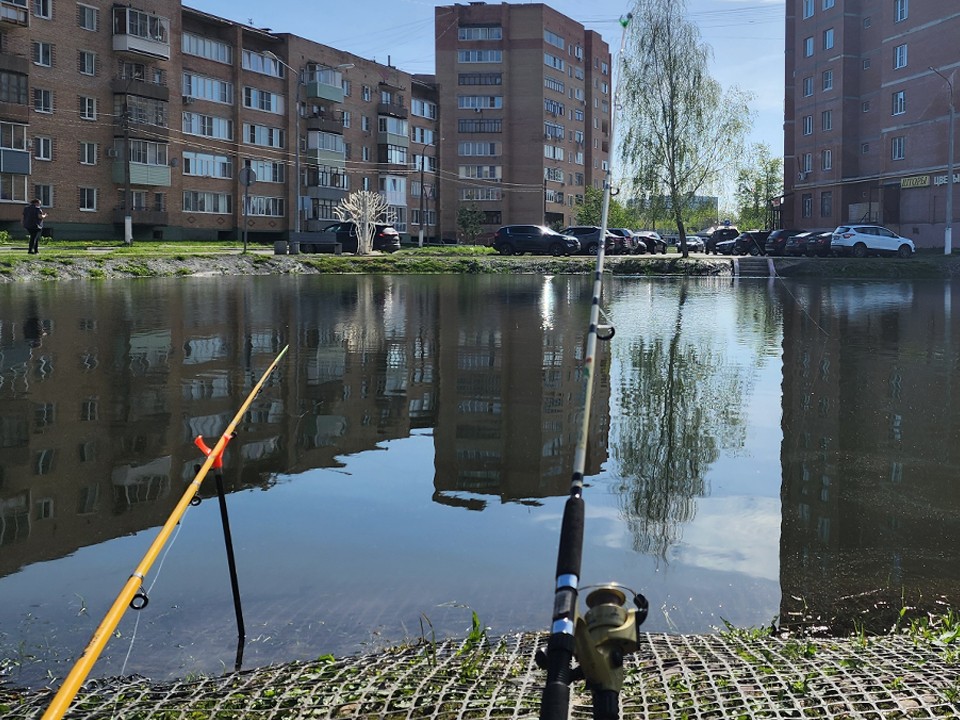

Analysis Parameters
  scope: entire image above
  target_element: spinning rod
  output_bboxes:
[537,15,649,720]
[41,345,289,720]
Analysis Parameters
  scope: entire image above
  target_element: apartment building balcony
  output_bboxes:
[0,101,28,124]
[0,0,29,27]
[377,102,408,119]
[305,114,344,134]
[305,185,348,202]
[111,77,170,102]
[111,162,171,187]
[0,146,29,173]
[304,148,346,167]
[112,207,169,226]
[112,7,171,60]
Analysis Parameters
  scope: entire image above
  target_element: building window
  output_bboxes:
[361,85,371,101]
[820,191,832,217]
[803,115,813,135]
[802,193,813,218]
[894,0,908,22]
[341,110,351,128]
[458,25,503,41]
[33,41,52,67]
[862,100,871,112]
[891,136,905,161]
[863,16,872,28]
[861,142,870,154]
[823,28,834,50]
[804,37,814,57]
[79,187,97,211]
[79,50,96,76]
[34,184,53,207]
[79,141,96,165]
[802,153,813,173]
[802,0,813,18]
[458,50,503,63]
[182,32,231,64]
[183,151,232,178]
[893,44,907,69]
[822,69,833,91]
[242,86,282,113]
[863,58,871,70]
[821,109,832,131]
[821,148,832,170]
[823,0,835,7]
[77,4,97,30]
[361,115,370,132]
[892,90,905,115]
[183,191,232,213]
[361,145,370,161]
[33,89,52,113]
[34,136,52,160]
[803,77,813,96]
[79,96,96,120]
[34,0,52,19]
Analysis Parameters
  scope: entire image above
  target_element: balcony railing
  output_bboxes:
[0,0,28,27]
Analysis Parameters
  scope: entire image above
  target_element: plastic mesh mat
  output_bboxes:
[3,631,958,719]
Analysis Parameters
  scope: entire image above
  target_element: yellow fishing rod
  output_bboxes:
[41,345,289,720]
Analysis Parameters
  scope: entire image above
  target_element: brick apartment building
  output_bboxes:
[434,2,611,241]
[784,0,960,248]
[0,0,440,244]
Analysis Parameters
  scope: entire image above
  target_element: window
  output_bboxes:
[341,110,351,129]
[412,126,435,145]
[459,25,502,40]
[241,50,283,77]
[361,146,370,161]
[33,41,52,67]
[243,123,284,148]
[79,142,96,165]
[861,142,870,154]
[79,187,97,211]
[77,4,97,30]
[821,148,832,170]
[0,122,27,151]
[822,69,833,91]
[113,7,169,43]
[33,88,52,113]
[863,16,872,28]
[182,151,232,178]
[361,115,370,132]
[895,0,908,22]
[183,191,232,213]
[79,96,96,120]
[33,0,52,19]
[821,109,832,131]
[823,28,834,50]
[79,50,96,76]
[802,153,813,173]
[411,98,437,119]
[34,184,52,207]
[246,196,285,216]
[862,100,871,112]
[361,85,371,101]
[892,90,905,115]
[544,53,565,71]
[803,77,813,96]
[802,193,813,218]
[34,136,52,160]
[891,135,905,160]
[544,29,565,49]
[863,58,871,70]
[458,95,502,110]
[182,113,233,140]
[243,158,283,183]
[802,0,813,18]
[129,139,167,166]
[822,0,834,8]
[243,86,282,113]
[0,71,28,105]
[893,44,907,69]
[804,37,814,57]
[458,50,502,63]
[183,73,234,104]
[820,191,832,217]
[803,115,813,135]
[182,32,231,64]
[458,73,502,87]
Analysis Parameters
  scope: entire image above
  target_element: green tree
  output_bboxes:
[456,204,485,245]
[619,0,753,256]
[735,144,783,230]
[575,186,639,228]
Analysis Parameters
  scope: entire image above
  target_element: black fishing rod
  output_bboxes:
[537,16,648,720]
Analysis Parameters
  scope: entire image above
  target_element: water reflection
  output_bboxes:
[2,275,960,689]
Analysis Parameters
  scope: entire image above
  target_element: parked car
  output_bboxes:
[560,226,617,255]
[784,230,833,257]
[306,222,401,253]
[608,228,641,254]
[491,225,581,256]
[831,225,915,258]
[705,226,740,254]
[715,238,738,255]
[764,228,806,256]
[733,230,771,256]
[634,231,668,254]
[677,234,706,253]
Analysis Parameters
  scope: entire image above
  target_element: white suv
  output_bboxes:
[831,225,915,258]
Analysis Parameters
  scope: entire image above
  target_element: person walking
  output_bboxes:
[22,199,46,255]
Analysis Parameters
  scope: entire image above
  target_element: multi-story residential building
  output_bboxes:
[434,2,611,242]
[784,0,960,248]
[0,1,441,244]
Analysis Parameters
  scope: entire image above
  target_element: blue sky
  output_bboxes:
[188,0,785,157]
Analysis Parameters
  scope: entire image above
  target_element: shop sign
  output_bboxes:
[900,175,930,188]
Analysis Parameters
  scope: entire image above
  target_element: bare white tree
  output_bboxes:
[333,190,397,255]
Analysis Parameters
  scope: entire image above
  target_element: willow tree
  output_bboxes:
[334,190,396,255]
[620,0,753,256]
[735,143,783,230]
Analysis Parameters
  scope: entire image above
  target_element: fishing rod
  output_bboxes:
[537,16,648,720]
[41,345,290,720]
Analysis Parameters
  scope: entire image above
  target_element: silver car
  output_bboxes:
[831,225,914,258]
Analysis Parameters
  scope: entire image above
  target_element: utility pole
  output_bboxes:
[932,66,955,255]
[123,103,133,245]
[418,149,425,248]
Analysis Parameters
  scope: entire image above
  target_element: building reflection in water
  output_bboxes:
[0,275,607,580]
[778,280,960,632]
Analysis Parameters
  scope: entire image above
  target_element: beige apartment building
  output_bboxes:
[434,2,611,241]
[0,0,439,244]
[784,0,960,248]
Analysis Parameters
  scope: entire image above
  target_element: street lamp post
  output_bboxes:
[931,66,955,255]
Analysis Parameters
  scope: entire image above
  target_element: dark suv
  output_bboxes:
[705,227,739,255]
[733,230,771,256]
[308,222,401,253]
[764,229,805,256]
[492,225,580,256]
[560,226,617,255]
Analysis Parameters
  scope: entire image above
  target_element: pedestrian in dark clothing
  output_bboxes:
[22,199,46,255]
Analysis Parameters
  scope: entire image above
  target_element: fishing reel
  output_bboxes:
[573,584,648,696]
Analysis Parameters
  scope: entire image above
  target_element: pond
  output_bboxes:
[1,274,958,689]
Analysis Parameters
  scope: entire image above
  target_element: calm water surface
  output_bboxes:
[1,274,958,688]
